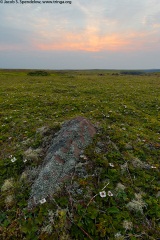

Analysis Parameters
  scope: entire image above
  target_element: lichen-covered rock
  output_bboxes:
[28,117,96,208]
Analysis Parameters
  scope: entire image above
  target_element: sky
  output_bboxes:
[0,0,160,69]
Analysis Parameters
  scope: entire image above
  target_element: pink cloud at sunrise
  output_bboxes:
[35,30,160,53]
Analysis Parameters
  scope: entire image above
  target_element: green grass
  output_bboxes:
[0,70,160,239]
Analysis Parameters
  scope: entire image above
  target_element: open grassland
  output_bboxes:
[0,70,160,239]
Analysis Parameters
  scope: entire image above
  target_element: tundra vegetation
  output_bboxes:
[0,69,160,239]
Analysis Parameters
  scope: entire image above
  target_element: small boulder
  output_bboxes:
[28,117,96,208]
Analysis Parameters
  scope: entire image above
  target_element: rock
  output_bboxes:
[28,117,96,208]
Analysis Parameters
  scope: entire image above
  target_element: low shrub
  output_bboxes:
[27,71,50,76]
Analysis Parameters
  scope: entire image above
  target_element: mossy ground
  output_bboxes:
[0,70,160,239]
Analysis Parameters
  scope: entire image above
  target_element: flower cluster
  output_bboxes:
[99,190,113,197]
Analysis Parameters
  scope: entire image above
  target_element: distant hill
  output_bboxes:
[119,69,160,75]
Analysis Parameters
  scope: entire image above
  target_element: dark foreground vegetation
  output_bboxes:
[0,70,160,239]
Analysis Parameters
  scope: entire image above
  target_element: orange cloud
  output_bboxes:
[34,27,159,52]
[35,32,130,52]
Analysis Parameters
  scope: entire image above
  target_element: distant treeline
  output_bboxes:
[27,70,50,76]
[120,71,144,75]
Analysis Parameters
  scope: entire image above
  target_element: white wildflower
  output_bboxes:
[108,191,113,197]
[151,165,157,169]
[39,198,46,204]
[23,159,27,163]
[99,191,106,198]
[11,157,17,163]
[109,163,114,167]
